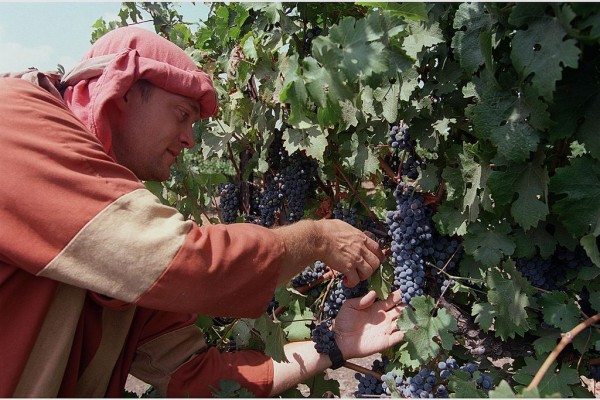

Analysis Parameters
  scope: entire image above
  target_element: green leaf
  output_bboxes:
[255,315,288,363]
[576,94,600,161]
[202,121,234,159]
[402,20,445,59]
[448,372,486,398]
[549,156,600,237]
[532,330,560,357]
[580,234,600,269]
[485,260,537,339]
[488,380,516,398]
[325,15,389,80]
[342,132,379,176]
[463,220,515,267]
[358,2,428,21]
[459,144,491,222]
[472,302,495,332]
[278,300,313,341]
[513,357,580,397]
[433,203,468,237]
[283,126,328,163]
[210,379,256,398]
[510,5,581,100]
[396,296,457,362]
[451,2,494,74]
[538,292,580,331]
[302,371,340,398]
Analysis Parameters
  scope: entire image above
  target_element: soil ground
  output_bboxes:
[124,354,379,398]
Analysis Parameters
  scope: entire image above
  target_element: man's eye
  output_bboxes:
[178,109,190,121]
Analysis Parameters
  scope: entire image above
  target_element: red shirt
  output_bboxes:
[0,78,284,397]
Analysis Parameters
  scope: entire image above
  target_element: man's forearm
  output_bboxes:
[272,220,324,284]
[269,341,333,396]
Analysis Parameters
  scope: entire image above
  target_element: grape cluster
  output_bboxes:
[311,320,335,354]
[387,125,425,180]
[589,365,600,381]
[323,278,369,319]
[383,153,401,189]
[430,236,463,294]
[333,203,358,227]
[382,357,494,398]
[257,174,283,227]
[386,183,434,305]
[280,152,318,223]
[218,182,240,224]
[516,246,592,291]
[303,26,323,54]
[292,260,327,288]
[354,357,389,397]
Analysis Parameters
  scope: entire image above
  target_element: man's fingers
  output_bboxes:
[383,289,404,310]
[356,290,377,309]
[363,233,385,263]
[343,270,360,288]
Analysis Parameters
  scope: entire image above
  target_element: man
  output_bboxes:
[0,26,405,397]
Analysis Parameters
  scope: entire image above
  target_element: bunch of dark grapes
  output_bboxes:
[579,286,598,316]
[267,128,288,171]
[292,260,327,288]
[333,203,358,227]
[323,278,369,319]
[280,152,318,223]
[383,153,401,189]
[589,364,600,381]
[381,357,494,398]
[266,297,279,315]
[516,246,592,291]
[257,173,283,227]
[354,357,389,397]
[303,26,323,54]
[218,182,240,224]
[311,320,335,354]
[386,182,434,305]
[430,236,463,294]
[387,124,425,181]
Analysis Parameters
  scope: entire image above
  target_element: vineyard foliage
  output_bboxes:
[92,2,600,398]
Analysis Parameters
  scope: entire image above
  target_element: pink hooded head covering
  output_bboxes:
[62,26,218,157]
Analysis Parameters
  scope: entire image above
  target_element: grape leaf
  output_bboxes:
[452,2,494,74]
[463,220,515,267]
[210,379,255,398]
[325,16,389,80]
[488,157,549,231]
[255,315,287,363]
[549,156,600,237]
[488,380,516,398]
[302,371,340,398]
[513,357,580,397]
[532,330,560,356]
[580,234,600,269]
[512,224,556,259]
[202,120,234,158]
[402,19,445,59]
[396,296,457,362]
[483,260,537,339]
[510,4,581,100]
[538,292,580,332]
[577,94,600,161]
[284,126,328,163]
[472,302,495,332]
[341,132,379,176]
[448,371,486,398]
[279,56,312,127]
[358,2,428,21]
[278,299,313,341]
[459,144,491,222]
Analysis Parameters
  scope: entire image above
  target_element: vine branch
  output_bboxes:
[527,313,600,391]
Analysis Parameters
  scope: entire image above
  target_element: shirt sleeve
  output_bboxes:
[0,78,285,318]
[130,310,274,397]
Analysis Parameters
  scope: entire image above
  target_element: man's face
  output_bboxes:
[111,82,201,181]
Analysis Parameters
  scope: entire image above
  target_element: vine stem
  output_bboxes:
[343,361,382,381]
[227,142,241,179]
[332,162,384,230]
[527,313,600,391]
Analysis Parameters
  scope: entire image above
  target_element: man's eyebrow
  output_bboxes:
[187,100,200,115]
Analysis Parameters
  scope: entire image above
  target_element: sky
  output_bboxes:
[0,2,210,73]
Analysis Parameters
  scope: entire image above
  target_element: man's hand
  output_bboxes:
[273,219,385,287]
[314,219,385,287]
[333,289,405,360]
